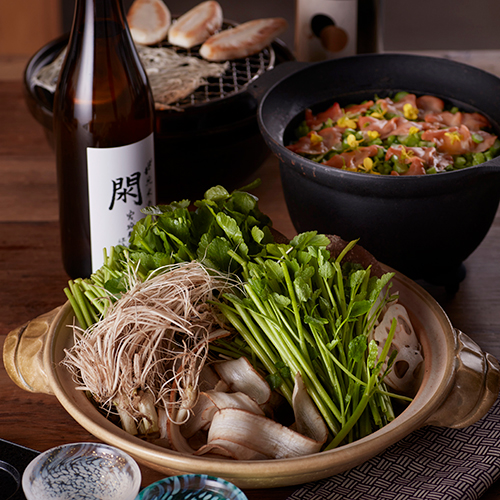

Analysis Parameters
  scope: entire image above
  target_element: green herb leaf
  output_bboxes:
[304,315,329,326]
[349,300,372,318]
[367,339,379,369]
[251,225,265,244]
[205,185,230,202]
[294,275,311,302]
[271,292,291,309]
[216,213,249,256]
[348,335,367,362]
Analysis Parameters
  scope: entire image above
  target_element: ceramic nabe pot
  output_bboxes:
[3,266,500,489]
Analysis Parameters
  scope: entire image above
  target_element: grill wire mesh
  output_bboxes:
[156,33,276,109]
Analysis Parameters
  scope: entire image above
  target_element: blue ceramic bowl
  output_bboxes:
[22,442,141,500]
[135,474,248,500]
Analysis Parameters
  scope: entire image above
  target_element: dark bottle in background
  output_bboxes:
[53,0,156,279]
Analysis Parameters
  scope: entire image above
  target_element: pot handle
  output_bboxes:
[424,329,500,428]
[2,307,62,395]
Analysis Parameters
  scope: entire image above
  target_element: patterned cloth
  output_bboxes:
[287,395,500,500]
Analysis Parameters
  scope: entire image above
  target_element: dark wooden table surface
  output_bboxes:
[1,54,500,499]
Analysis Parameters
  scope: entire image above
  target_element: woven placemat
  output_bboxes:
[287,394,500,500]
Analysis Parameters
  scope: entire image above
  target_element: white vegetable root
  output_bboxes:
[63,261,232,434]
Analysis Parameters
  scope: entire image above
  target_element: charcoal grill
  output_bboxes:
[23,23,294,202]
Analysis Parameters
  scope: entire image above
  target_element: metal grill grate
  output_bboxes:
[156,30,275,109]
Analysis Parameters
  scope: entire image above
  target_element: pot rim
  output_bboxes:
[255,52,500,193]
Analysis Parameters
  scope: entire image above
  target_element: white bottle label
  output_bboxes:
[87,133,156,273]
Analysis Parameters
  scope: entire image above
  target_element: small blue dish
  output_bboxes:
[135,474,248,500]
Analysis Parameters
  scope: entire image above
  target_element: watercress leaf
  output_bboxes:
[349,300,372,318]
[129,251,172,273]
[190,204,215,238]
[216,213,249,256]
[266,361,291,389]
[266,372,283,391]
[204,236,234,271]
[129,216,162,253]
[368,272,394,301]
[294,275,311,302]
[266,243,292,258]
[141,200,191,215]
[307,246,319,259]
[265,260,284,282]
[326,339,339,350]
[248,262,266,280]
[276,361,291,379]
[290,231,318,250]
[367,339,379,369]
[318,259,334,280]
[260,226,275,245]
[335,316,343,330]
[348,335,367,363]
[304,315,329,326]
[149,226,174,254]
[290,232,331,250]
[104,276,127,295]
[157,214,192,248]
[245,215,260,229]
[205,185,230,202]
[310,234,331,247]
[251,225,265,244]
[297,250,312,266]
[349,269,367,292]
[228,191,258,215]
[271,292,291,309]
[287,259,300,275]
[154,228,194,261]
[241,297,255,308]
[296,265,315,282]
[319,295,336,317]
[249,277,269,301]
[236,178,262,193]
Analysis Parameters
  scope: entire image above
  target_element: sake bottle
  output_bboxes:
[53,0,156,279]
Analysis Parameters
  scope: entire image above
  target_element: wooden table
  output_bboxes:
[1,53,500,499]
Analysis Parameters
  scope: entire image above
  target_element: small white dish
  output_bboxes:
[22,442,141,500]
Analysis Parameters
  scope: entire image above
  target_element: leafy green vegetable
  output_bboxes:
[216,233,401,447]
[64,181,273,330]
[64,180,410,451]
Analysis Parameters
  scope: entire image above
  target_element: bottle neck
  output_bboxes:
[70,0,130,41]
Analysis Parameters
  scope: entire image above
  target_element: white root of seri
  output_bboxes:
[62,261,233,432]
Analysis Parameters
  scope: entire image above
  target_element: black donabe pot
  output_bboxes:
[248,55,500,288]
[23,34,294,202]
